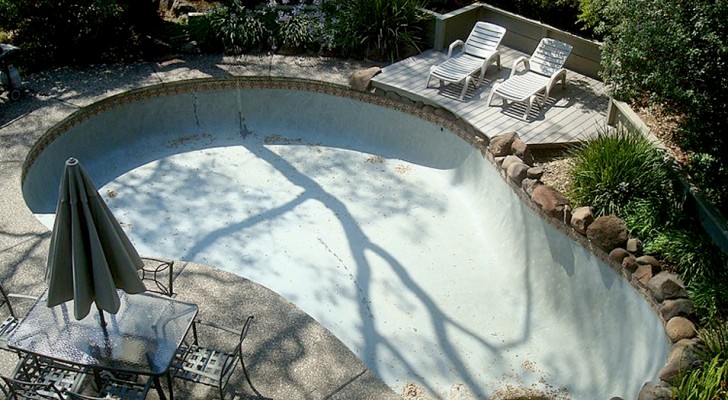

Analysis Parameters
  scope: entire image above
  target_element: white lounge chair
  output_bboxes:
[427,21,506,100]
[487,38,573,120]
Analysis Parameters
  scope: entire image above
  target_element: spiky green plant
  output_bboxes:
[673,355,728,399]
[331,0,427,62]
[645,228,726,285]
[690,278,728,323]
[568,126,671,218]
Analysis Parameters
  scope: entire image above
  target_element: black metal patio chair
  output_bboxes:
[1,375,67,399]
[172,315,261,399]
[10,354,88,397]
[0,284,38,354]
[139,257,175,297]
[66,371,153,400]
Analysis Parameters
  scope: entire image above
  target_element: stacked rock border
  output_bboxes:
[488,133,699,400]
[350,68,700,400]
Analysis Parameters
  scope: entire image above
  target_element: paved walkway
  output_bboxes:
[0,54,399,399]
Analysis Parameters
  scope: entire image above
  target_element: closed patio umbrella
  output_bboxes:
[46,157,146,324]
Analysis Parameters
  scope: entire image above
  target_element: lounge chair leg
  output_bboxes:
[525,96,535,120]
[487,83,499,106]
[460,76,471,100]
[495,53,501,70]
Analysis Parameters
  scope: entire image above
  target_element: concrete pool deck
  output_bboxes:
[0,54,399,399]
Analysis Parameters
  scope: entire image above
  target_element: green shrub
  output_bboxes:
[206,0,271,53]
[673,355,728,400]
[593,0,728,216]
[330,0,427,61]
[567,126,671,217]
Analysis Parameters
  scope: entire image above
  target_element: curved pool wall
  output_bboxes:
[23,78,670,399]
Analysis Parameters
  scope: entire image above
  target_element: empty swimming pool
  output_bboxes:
[23,78,669,399]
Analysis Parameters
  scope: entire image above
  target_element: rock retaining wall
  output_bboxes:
[488,131,699,400]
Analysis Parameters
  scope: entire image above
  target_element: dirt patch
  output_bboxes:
[264,135,304,145]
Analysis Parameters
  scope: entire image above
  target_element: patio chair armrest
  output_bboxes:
[446,40,464,58]
[193,319,239,336]
[510,56,530,77]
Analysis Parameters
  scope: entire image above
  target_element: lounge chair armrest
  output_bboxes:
[446,40,464,58]
[510,56,530,77]
[546,68,567,89]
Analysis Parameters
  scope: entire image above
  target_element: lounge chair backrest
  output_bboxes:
[528,38,573,77]
[463,22,506,59]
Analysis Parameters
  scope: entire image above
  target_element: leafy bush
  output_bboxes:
[567,126,672,217]
[591,0,728,216]
[330,0,427,61]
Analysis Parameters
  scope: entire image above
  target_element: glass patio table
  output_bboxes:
[7,289,198,399]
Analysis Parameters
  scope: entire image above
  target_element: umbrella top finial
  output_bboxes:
[65,157,79,167]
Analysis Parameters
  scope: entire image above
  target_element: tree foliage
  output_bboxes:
[0,0,160,68]
[589,0,728,213]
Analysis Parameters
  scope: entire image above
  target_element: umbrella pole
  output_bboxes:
[96,303,108,328]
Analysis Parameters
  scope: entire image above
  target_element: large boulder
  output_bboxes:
[665,316,697,342]
[637,381,673,400]
[527,166,543,180]
[622,255,638,273]
[488,132,518,157]
[586,215,628,252]
[609,248,631,263]
[501,155,523,171]
[507,162,530,185]
[521,178,540,197]
[659,339,702,384]
[510,139,533,165]
[570,206,594,235]
[648,272,687,302]
[530,185,571,220]
[660,298,696,321]
[348,67,381,91]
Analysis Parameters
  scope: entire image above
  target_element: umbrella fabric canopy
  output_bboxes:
[46,158,146,320]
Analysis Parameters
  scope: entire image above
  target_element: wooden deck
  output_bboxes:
[371,48,610,146]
